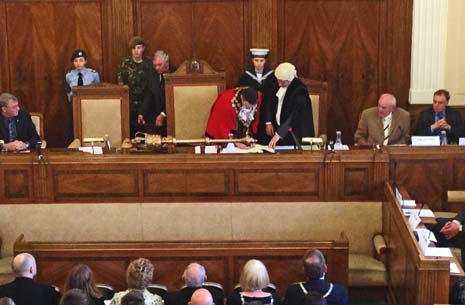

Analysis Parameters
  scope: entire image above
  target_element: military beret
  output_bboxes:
[71,49,87,61]
[128,36,145,49]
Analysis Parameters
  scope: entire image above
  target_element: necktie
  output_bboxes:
[77,72,84,86]
[383,118,390,145]
[8,117,17,142]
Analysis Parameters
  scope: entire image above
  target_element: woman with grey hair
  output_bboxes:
[0,297,15,305]
[226,259,280,305]
[110,258,164,305]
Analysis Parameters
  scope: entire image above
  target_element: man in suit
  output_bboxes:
[0,253,61,305]
[0,93,40,152]
[139,50,177,135]
[354,93,410,146]
[266,62,314,148]
[283,249,347,305]
[167,263,223,305]
[414,89,465,143]
[431,209,465,263]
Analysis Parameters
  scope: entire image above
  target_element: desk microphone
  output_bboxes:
[36,141,42,161]
[288,128,302,150]
[417,202,425,217]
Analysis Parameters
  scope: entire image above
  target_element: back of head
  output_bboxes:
[12,253,36,278]
[183,262,206,287]
[303,291,327,305]
[60,288,89,305]
[450,276,465,304]
[0,297,15,305]
[302,249,326,280]
[127,258,154,289]
[239,259,270,292]
[65,264,102,299]
[121,290,145,305]
[189,288,214,305]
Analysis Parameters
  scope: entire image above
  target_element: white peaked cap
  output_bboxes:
[249,48,269,57]
[275,62,296,81]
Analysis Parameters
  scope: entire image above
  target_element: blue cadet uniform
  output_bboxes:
[65,67,100,102]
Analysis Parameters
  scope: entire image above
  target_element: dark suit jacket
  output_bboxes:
[0,277,61,305]
[0,110,40,148]
[140,65,177,123]
[414,107,465,143]
[283,280,347,305]
[167,286,224,305]
[266,78,314,145]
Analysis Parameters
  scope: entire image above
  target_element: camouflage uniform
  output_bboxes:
[118,55,152,136]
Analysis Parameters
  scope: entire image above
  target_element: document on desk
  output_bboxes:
[78,147,103,154]
[424,247,453,257]
[402,208,435,217]
[414,228,437,242]
[451,262,461,274]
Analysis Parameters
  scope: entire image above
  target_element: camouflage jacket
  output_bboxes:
[118,55,152,107]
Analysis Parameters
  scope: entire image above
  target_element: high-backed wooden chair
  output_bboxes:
[70,83,130,148]
[165,59,226,139]
[30,112,46,148]
[302,79,329,137]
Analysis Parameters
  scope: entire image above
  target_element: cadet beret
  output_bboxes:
[128,36,145,49]
[71,49,87,61]
[275,62,297,81]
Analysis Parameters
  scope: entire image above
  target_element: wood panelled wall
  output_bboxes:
[0,0,412,147]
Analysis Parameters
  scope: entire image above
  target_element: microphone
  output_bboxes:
[417,202,425,217]
[36,141,43,161]
[288,128,302,150]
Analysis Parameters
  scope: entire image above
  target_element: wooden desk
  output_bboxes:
[0,149,388,204]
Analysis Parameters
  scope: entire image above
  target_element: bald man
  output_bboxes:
[168,263,223,305]
[354,93,410,146]
[0,253,61,305]
[188,289,214,305]
[266,62,314,148]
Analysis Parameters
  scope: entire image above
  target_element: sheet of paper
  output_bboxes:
[402,209,435,218]
[459,138,465,146]
[402,199,416,207]
[451,262,460,273]
[424,247,453,257]
[408,213,421,229]
[414,228,437,243]
[78,147,103,154]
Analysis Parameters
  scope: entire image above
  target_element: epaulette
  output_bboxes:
[90,69,97,73]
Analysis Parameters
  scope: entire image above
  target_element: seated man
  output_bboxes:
[168,263,223,305]
[266,62,314,148]
[59,289,88,305]
[0,253,61,305]
[188,289,215,305]
[0,93,40,152]
[414,89,465,143]
[430,209,465,263]
[354,93,410,146]
[283,249,347,305]
[205,87,261,140]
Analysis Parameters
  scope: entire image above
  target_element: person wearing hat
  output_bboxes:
[65,49,100,141]
[239,48,278,144]
[266,62,314,148]
[118,36,152,137]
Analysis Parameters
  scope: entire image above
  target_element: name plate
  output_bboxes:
[459,138,465,146]
[411,136,440,146]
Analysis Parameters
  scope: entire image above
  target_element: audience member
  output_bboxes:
[139,50,176,134]
[0,253,61,305]
[121,290,145,305]
[239,48,278,144]
[303,292,327,305]
[226,259,280,305]
[205,87,261,141]
[64,264,105,305]
[0,93,40,152]
[188,289,214,305]
[354,93,410,146]
[168,263,224,305]
[60,289,89,305]
[414,89,465,143]
[266,62,314,148]
[118,36,152,137]
[282,249,347,305]
[0,297,15,305]
[450,276,465,304]
[110,258,163,305]
[431,209,465,262]
[64,49,100,140]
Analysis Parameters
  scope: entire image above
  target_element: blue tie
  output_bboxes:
[8,117,17,142]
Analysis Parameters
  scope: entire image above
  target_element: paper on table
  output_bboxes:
[78,147,103,154]
[424,247,453,257]
[451,262,461,273]
[403,209,435,217]
[414,228,437,242]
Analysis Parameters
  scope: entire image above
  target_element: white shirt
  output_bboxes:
[275,87,288,126]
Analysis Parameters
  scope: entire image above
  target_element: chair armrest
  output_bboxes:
[41,140,47,149]
[373,234,387,264]
[121,138,132,149]
[68,139,81,149]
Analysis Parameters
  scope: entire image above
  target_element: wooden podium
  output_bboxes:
[72,83,129,147]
